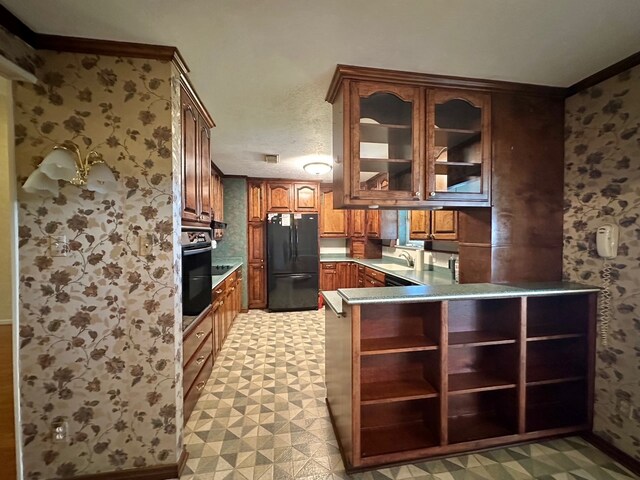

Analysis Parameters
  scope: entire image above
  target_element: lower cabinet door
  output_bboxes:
[248,263,267,308]
[183,354,213,424]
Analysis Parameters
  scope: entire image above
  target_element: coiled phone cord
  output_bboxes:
[600,262,613,347]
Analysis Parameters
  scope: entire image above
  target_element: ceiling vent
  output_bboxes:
[264,154,279,164]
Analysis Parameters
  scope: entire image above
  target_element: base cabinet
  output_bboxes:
[184,267,242,424]
[325,292,596,470]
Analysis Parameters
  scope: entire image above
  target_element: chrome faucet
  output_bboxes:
[399,252,414,268]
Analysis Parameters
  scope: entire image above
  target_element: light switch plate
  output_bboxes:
[139,233,153,256]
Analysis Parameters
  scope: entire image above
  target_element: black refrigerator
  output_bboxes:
[267,213,319,311]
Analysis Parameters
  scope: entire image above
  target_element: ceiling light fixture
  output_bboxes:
[303,162,332,175]
[23,142,118,196]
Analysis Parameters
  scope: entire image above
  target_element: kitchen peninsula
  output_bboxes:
[322,282,598,471]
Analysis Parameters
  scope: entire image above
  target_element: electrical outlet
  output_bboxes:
[49,235,68,257]
[51,420,68,442]
[139,233,153,256]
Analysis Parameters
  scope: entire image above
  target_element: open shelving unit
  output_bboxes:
[326,292,596,470]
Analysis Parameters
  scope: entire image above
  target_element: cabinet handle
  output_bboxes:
[370,280,375,285]
[195,331,205,339]
[413,191,420,197]
[215,289,223,294]
[196,381,206,391]
[429,192,436,197]
[261,265,264,269]
[231,287,235,291]
[196,356,206,365]
[220,301,224,306]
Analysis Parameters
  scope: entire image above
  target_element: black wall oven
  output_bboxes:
[181,229,212,316]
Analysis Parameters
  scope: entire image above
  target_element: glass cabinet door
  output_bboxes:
[426,89,491,203]
[351,82,422,201]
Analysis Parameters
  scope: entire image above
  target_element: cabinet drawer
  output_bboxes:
[351,241,365,258]
[183,309,212,366]
[183,354,213,424]
[183,333,213,392]
[212,283,225,301]
[364,277,385,288]
[224,272,237,290]
[322,262,337,270]
[365,267,385,283]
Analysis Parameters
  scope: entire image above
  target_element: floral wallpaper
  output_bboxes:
[14,51,183,478]
[0,24,39,76]
[564,64,640,460]
[212,177,248,309]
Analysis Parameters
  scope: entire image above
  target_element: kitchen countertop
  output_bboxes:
[211,260,243,290]
[335,281,599,305]
[320,254,455,286]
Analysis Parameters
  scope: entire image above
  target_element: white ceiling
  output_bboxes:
[4,0,640,181]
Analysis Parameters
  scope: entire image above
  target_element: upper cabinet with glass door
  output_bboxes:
[351,81,423,204]
[426,89,491,204]
[327,65,493,209]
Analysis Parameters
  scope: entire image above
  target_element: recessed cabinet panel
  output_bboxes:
[352,82,422,202]
[267,183,293,212]
[294,183,319,212]
[427,90,491,203]
[320,190,348,238]
[248,181,266,222]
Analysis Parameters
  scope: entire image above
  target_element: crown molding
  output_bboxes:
[565,50,640,97]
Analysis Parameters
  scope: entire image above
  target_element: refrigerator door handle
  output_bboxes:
[273,273,312,279]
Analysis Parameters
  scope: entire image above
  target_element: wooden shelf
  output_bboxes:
[360,123,412,144]
[448,331,516,348]
[526,364,585,386]
[527,332,585,342]
[361,379,438,405]
[360,157,412,163]
[434,129,480,149]
[362,336,438,355]
[449,372,516,395]
[434,161,481,166]
[448,414,513,444]
[361,423,438,458]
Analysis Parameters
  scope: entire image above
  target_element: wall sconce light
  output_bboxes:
[303,162,332,175]
[23,142,118,196]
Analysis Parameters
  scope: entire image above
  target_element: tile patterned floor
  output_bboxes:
[181,309,638,480]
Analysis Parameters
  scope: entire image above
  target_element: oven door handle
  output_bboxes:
[183,247,212,256]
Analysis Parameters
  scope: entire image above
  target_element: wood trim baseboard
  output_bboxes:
[566,50,640,97]
[70,449,188,480]
[581,432,640,477]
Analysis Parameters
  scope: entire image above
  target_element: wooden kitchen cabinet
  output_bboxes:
[248,180,266,222]
[349,262,359,288]
[326,66,492,208]
[320,263,337,291]
[267,182,293,212]
[366,210,398,240]
[211,171,224,240]
[320,189,348,238]
[183,305,213,423]
[410,210,458,241]
[337,262,350,289]
[181,84,215,227]
[293,183,319,212]
[426,89,491,204]
[248,263,267,308]
[325,291,597,470]
[248,223,265,264]
[349,210,366,237]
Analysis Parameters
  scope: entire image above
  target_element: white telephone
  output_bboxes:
[596,223,618,346]
[596,224,619,259]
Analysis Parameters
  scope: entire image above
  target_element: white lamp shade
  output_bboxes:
[22,168,60,196]
[86,162,117,193]
[303,162,332,175]
[39,148,77,181]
